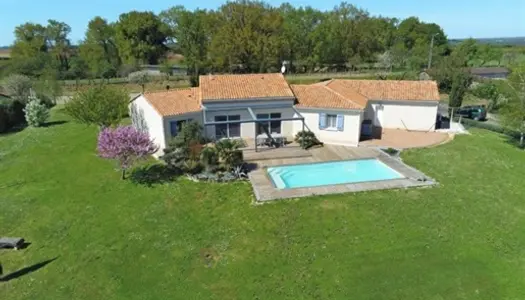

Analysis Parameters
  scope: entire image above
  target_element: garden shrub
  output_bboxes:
[0,98,25,133]
[24,94,49,127]
[295,130,322,149]
[200,146,219,172]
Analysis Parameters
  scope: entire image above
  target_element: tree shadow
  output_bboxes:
[0,124,27,137]
[42,120,68,128]
[0,257,58,282]
[504,135,525,150]
[129,164,181,187]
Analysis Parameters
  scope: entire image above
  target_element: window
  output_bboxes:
[215,115,241,138]
[326,114,337,128]
[169,119,193,137]
[319,113,344,131]
[256,113,281,135]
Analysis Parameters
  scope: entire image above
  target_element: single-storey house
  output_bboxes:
[130,73,440,156]
[470,67,510,79]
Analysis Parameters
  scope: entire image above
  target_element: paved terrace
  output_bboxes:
[247,145,435,202]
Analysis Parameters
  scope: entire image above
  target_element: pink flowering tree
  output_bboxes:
[97,126,158,179]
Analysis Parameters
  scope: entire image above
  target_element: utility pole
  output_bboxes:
[427,33,439,69]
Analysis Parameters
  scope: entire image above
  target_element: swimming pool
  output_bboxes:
[267,159,404,189]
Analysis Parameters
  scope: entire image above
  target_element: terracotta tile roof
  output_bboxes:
[291,85,364,110]
[321,79,440,102]
[143,88,201,117]
[199,73,295,101]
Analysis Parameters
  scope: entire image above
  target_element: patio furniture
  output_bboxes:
[256,133,286,147]
[0,237,25,250]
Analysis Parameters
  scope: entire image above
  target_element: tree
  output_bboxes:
[161,121,206,170]
[79,17,121,80]
[449,70,472,109]
[160,7,211,79]
[23,93,49,127]
[115,11,168,65]
[476,45,503,67]
[501,64,525,147]
[68,56,88,88]
[377,51,393,73]
[128,71,151,93]
[46,19,72,73]
[64,85,128,127]
[2,74,32,104]
[97,126,158,179]
[470,82,507,112]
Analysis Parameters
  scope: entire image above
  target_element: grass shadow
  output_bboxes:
[0,257,58,282]
[504,135,525,150]
[129,164,181,187]
[43,120,68,128]
[0,124,27,137]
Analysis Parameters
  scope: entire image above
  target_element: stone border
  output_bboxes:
[248,151,436,202]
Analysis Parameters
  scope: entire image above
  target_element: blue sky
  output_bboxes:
[0,0,523,46]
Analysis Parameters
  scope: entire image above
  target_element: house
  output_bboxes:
[140,64,188,76]
[130,73,440,157]
[470,67,510,79]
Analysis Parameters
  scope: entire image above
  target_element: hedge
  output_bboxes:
[455,117,522,140]
[0,98,25,133]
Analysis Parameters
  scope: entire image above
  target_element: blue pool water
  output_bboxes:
[267,159,404,189]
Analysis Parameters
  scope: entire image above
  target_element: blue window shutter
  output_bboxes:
[319,113,327,129]
[170,121,178,136]
[336,114,344,131]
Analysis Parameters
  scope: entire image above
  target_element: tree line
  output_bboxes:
[4,1,451,81]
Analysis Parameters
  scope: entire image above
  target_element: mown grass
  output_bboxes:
[1,108,525,299]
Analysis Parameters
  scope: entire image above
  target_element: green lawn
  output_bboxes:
[2,109,525,299]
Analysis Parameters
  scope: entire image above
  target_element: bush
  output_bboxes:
[23,94,49,127]
[215,139,244,170]
[295,130,322,149]
[128,71,151,93]
[2,74,32,104]
[0,98,25,133]
[64,85,128,127]
[456,117,521,139]
[200,146,219,172]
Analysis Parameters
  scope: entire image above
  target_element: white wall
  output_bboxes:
[294,108,363,147]
[365,101,439,131]
[129,95,166,157]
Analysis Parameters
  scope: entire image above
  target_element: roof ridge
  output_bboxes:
[323,83,367,108]
[144,87,194,95]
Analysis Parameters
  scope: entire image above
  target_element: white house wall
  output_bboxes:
[129,95,166,157]
[294,108,362,147]
[365,101,438,131]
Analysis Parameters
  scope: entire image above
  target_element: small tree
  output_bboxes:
[97,126,158,179]
[215,139,244,170]
[128,70,151,93]
[160,61,173,79]
[501,64,525,147]
[162,121,206,170]
[65,85,128,127]
[2,74,32,104]
[23,93,49,127]
[449,71,472,110]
